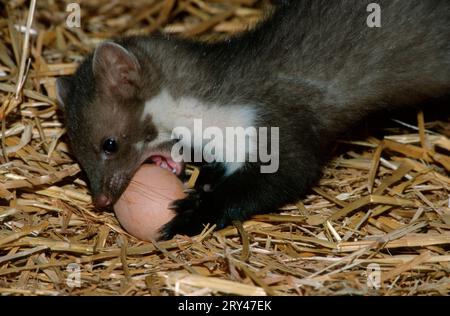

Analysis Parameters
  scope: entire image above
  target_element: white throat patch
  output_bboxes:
[141,89,257,176]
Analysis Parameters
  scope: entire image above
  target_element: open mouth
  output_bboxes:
[147,154,183,175]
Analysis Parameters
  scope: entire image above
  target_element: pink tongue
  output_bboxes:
[150,155,175,171]
[151,156,162,164]
[149,155,183,175]
[151,156,166,168]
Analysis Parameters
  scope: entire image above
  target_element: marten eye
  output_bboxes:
[102,138,118,154]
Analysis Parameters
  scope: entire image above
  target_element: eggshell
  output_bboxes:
[113,164,186,241]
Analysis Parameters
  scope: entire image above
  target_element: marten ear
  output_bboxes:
[56,76,72,111]
[92,42,141,98]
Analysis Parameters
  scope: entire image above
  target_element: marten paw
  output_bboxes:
[158,189,210,240]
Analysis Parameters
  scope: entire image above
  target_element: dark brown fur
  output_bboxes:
[57,0,450,239]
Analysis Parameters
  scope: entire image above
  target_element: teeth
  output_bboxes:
[160,162,168,169]
[172,168,177,174]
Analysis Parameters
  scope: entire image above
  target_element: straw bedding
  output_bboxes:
[0,0,449,296]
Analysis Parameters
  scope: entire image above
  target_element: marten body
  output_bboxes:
[57,1,450,239]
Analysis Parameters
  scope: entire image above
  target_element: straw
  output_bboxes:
[0,0,448,296]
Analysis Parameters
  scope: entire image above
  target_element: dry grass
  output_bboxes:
[0,0,449,296]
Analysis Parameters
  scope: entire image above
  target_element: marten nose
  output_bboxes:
[94,194,112,208]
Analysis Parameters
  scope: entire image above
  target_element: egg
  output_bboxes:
[113,164,186,241]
